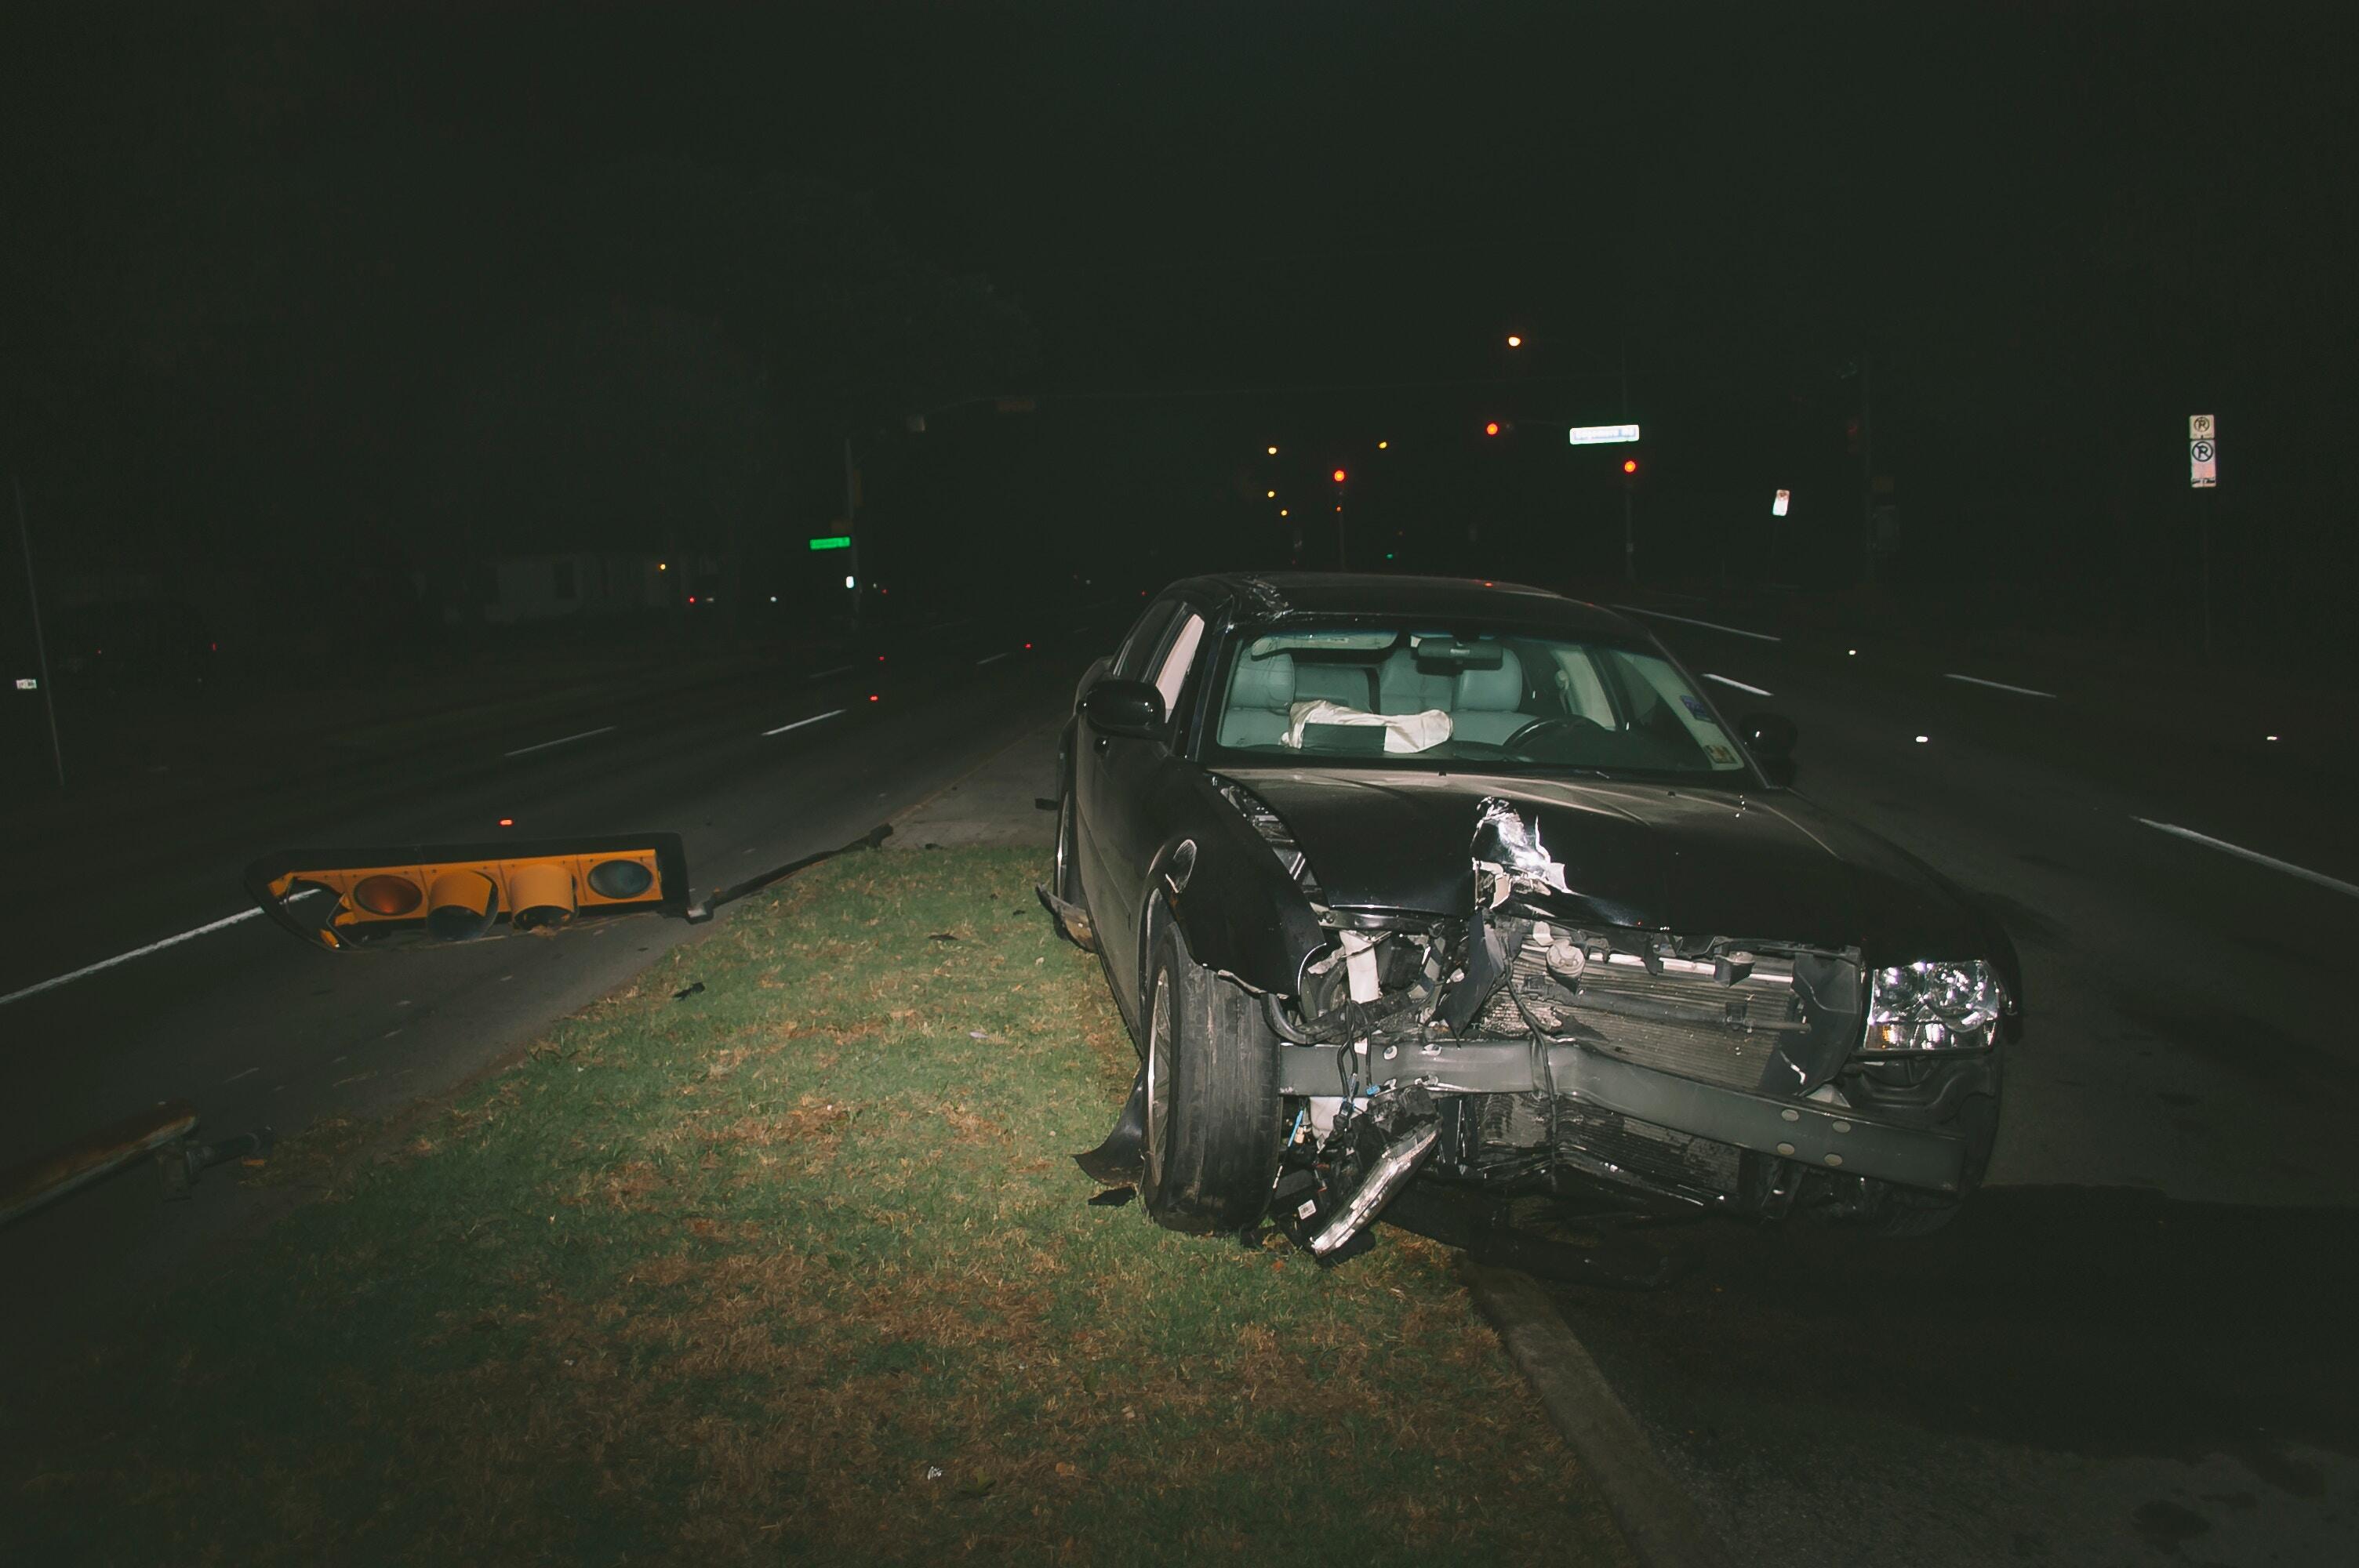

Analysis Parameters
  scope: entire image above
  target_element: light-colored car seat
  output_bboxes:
[1218,650,1296,748]
[1449,648,1529,745]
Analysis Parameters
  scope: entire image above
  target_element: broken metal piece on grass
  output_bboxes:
[1034,884,1097,952]
[684,822,893,923]
[1073,1067,1147,1185]
[2,1101,272,1229]
[1086,1186,1136,1208]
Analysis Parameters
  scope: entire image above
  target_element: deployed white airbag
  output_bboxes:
[1283,699,1453,753]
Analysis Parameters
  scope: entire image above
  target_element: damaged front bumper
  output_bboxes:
[1277,1038,1967,1195]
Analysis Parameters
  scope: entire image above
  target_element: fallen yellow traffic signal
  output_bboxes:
[245,834,689,950]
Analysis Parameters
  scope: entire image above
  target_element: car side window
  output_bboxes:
[1112,600,1181,681]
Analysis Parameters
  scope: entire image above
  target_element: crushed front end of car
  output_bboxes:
[1255,796,2009,1256]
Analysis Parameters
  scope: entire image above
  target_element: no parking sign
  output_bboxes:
[2190,414,2217,488]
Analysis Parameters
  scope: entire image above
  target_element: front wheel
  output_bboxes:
[1140,923,1285,1234]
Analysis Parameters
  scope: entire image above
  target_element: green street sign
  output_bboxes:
[807,535,852,551]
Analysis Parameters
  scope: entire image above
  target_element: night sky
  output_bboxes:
[5,2,2354,658]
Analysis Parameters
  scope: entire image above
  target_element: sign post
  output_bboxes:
[2190,415,2216,653]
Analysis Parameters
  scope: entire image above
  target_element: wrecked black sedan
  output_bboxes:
[1044,573,2018,1254]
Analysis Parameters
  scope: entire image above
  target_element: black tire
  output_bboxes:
[1140,922,1285,1234]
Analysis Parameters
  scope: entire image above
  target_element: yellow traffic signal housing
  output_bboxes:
[245,833,689,950]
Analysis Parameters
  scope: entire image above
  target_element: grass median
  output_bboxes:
[4,846,1629,1566]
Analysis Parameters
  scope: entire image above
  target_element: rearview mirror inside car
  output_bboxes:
[1080,679,1165,739]
[245,833,692,951]
[1739,712,1799,786]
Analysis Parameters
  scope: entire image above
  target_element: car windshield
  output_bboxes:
[1201,622,1752,782]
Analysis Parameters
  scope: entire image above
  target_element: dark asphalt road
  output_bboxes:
[1550,599,2359,1566]
[0,608,1112,1362]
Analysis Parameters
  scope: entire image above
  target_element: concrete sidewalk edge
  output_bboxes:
[1463,1261,1734,1568]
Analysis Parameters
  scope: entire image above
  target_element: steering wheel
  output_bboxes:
[1501,715,1599,751]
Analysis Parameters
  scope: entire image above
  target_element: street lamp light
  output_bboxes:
[1506,335,1523,349]
[1266,489,1275,498]
[1266,445,1278,456]
[1377,440,1389,450]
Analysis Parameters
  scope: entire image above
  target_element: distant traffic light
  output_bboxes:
[1485,421,1501,437]
[1622,458,1639,475]
[1331,467,1347,484]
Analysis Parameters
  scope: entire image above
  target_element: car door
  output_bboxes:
[1075,597,1180,929]
[1078,596,1212,1018]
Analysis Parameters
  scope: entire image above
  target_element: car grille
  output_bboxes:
[1476,943,1799,1095]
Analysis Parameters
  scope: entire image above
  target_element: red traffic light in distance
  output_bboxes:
[1331,467,1347,484]
[1622,458,1639,475]
[1484,421,1501,437]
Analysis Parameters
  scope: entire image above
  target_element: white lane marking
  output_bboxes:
[223,1066,259,1084]
[806,663,855,681]
[503,724,617,759]
[2135,818,2359,900]
[0,889,324,1010]
[1611,604,1783,642]
[762,708,845,738]
[976,650,1015,666]
[1946,672,2059,699]
[1701,672,1773,697]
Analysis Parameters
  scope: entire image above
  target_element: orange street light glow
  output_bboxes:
[1507,335,1523,348]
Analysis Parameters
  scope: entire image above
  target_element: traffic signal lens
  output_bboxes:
[1331,468,1347,483]
[1623,458,1639,474]
[587,858,656,899]
[1485,422,1500,437]
[351,874,423,916]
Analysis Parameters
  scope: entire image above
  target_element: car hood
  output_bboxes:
[1219,767,1995,960]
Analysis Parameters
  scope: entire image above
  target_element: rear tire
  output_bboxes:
[1140,923,1285,1234]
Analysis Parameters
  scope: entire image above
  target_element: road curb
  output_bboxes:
[1463,1260,1733,1568]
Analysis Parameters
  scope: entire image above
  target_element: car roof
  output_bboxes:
[1167,572,1647,641]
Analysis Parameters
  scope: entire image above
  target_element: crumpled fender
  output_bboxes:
[1150,773,1329,996]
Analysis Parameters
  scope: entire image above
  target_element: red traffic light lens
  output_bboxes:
[1331,468,1347,483]
[1485,422,1500,437]
[1623,458,1639,474]
[352,874,423,916]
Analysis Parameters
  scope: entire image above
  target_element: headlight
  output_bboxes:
[1863,960,2007,1051]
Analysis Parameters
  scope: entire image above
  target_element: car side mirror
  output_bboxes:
[1080,679,1166,739]
[1740,712,1798,786]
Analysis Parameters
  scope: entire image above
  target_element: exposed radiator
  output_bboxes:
[1476,941,1798,1094]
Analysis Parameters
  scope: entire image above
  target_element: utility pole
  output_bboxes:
[13,474,65,789]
